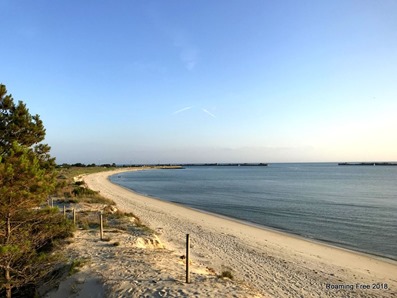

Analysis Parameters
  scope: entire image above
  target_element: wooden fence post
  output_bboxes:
[63,206,66,218]
[73,208,76,225]
[186,234,190,283]
[99,212,104,240]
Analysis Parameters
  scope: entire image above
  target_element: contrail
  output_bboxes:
[173,106,193,115]
[201,108,216,118]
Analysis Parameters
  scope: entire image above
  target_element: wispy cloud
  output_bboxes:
[146,9,199,71]
[164,25,199,71]
[172,34,199,71]
[173,106,193,115]
[172,106,216,118]
[201,108,216,118]
[180,47,199,70]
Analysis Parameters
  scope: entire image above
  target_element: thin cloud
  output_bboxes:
[173,106,193,115]
[173,107,216,118]
[201,108,216,118]
[171,30,199,70]
[180,47,199,70]
[148,11,199,71]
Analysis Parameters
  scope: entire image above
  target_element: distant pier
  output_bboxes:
[118,163,268,168]
[338,162,397,166]
[180,163,268,167]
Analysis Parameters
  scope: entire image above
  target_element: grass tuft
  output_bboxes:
[68,258,89,276]
[219,270,234,280]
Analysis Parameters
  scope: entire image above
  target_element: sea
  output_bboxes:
[109,163,397,260]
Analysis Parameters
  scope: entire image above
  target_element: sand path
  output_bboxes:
[85,169,397,297]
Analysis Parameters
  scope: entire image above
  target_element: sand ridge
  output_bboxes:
[84,168,397,297]
[47,228,261,297]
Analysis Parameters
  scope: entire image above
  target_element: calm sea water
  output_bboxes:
[110,163,397,260]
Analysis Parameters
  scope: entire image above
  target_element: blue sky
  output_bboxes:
[1,0,396,164]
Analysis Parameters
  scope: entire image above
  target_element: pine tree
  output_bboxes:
[0,84,71,297]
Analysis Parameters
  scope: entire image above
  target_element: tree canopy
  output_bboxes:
[0,85,46,155]
[0,84,71,298]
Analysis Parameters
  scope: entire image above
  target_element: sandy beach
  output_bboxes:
[84,168,397,297]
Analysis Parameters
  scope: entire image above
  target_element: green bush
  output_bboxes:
[72,187,98,197]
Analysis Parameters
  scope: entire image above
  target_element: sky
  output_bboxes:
[1,0,396,164]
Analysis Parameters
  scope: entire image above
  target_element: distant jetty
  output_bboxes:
[338,162,397,166]
[119,163,268,168]
[180,163,268,167]
[152,163,268,167]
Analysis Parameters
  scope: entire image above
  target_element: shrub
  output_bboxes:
[72,187,98,197]
[219,270,233,279]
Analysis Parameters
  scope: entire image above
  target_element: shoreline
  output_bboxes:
[85,168,397,297]
[116,179,396,263]
[109,169,397,263]
[160,203,397,264]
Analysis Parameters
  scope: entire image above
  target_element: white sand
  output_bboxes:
[47,227,261,297]
[84,168,397,297]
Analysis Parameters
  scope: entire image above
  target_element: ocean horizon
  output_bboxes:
[110,163,397,261]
